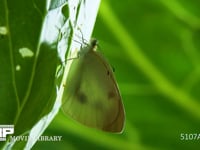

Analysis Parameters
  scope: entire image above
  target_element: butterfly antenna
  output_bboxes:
[77,27,89,45]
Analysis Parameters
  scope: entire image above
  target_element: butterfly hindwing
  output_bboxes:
[62,42,125,133]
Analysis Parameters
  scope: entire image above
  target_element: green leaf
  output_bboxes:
[48,0,67,10]
[0,0,59,148]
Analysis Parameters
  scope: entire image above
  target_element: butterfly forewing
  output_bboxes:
[62,40,125,133]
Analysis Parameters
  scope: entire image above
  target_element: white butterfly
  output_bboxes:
[62,39,125,133]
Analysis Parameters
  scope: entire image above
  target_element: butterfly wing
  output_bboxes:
[62,50,125,133]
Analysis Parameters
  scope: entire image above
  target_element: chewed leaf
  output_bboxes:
[19,47,34,58]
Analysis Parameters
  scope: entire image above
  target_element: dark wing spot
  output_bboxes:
[74,85,87,104]
[107,70,110,76]
[77,91,88,104]
[108,91,116,100]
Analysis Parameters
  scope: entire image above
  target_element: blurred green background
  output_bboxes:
[33,0,200,149]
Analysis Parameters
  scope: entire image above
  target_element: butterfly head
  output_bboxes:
[90,39,98,51]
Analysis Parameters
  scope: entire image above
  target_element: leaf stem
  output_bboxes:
[4,0,20,112]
